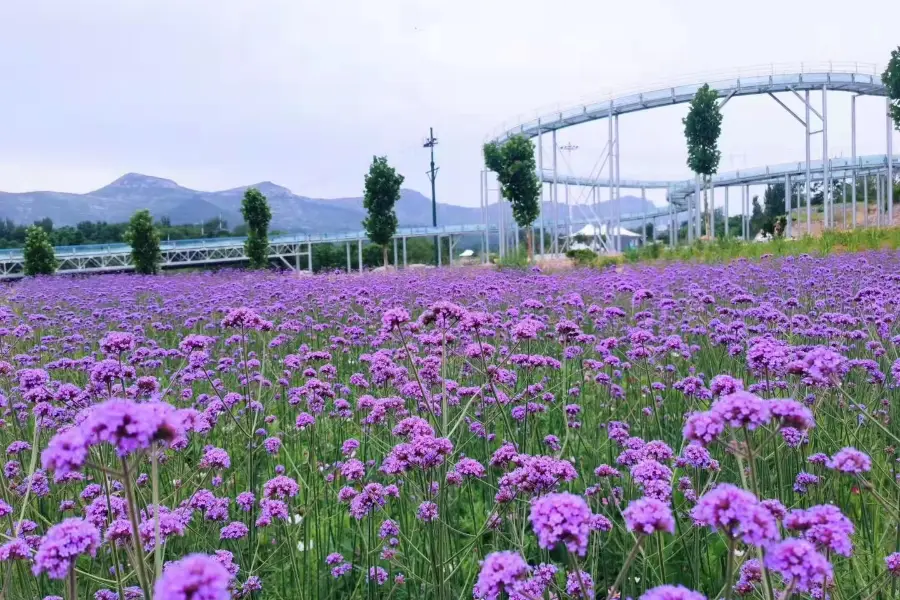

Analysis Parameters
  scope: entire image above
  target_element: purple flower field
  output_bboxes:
[4,251,900,599]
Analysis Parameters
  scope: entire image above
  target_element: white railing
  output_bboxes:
[488,61,882,140]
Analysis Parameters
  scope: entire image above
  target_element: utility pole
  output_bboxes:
[559,143,578,242]
[423,128,439,265]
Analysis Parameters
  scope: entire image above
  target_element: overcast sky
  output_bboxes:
[0,0,897,208]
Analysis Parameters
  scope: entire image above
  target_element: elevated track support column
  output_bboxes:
[785,174,792,238]
[864,174,868,227]
[552,129,559,254]
[851,94,857,228]
[823,84,830,229]
[537,119,545,257]
[889,97,895,226]
[614,113,621,252]
[724,187,729,236]
[806,90,812,235]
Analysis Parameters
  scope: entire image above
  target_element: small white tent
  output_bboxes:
[569,223,641,239]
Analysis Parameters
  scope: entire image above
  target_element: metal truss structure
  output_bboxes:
[483,62,897,254]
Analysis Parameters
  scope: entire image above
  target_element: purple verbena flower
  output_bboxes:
[154,553,232,600]
[529,492,592,556]
[622,497,674,535]
[827,447,871,474]
[473,551,529,600]
[32,518,101,579]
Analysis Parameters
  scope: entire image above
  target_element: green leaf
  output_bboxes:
[241,188,273,269]
[23,225,57,276]
[362,156,404,252]
[125,209,162,274]
[683,83,723,176]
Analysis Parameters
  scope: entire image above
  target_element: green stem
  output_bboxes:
[152,444,162,581]
[724,539,735,600]
[66,567,77,600]
[121,457,150,599]
[656,533,666,585]
[609,536,644,599]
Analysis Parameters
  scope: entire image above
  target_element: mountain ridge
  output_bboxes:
[0,173,658,233]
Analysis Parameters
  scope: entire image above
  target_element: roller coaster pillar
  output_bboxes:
[822,84,830,228]
[851,95,857,228]
[552,129,559,254]
[725,187,730,236]
[864,174,869,228]
[889,97,894,226]
[805,90,812,235]
[537,119,545,256]
[785,174,792,238]
[614,113,621,252]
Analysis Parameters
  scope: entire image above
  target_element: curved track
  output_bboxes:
[485,62,895,250]
[492,63,885,143]
[542,154,900,201]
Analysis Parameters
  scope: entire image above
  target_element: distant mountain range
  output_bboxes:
[0,173,657,233]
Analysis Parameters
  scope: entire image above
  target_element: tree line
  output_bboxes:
[0,216,238,249]
[20,177,443,276]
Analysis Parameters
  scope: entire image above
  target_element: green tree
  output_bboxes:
[750,196,767,235]
[23,225,56,276]
[241,187,272,269]
[362,156,404,267]
[125,209,162,275]
[34,217,53,233]
[763,183,786,220]
[683,84,723,237]
[483,135,541,259]
[883,46,900,131]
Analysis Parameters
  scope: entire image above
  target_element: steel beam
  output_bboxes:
[822,84,830,229]
[537,122,545,256]
[768,92,806,127]
[851,95,857,228]
[552,129,559,254]
[785,174,791,238]
[863,174,868,227]
[789,87,824,121]
[607,104,614,252]
[718,89,737,109]
[805,90,812,235]
[614,113,621,252]
[724,186,729,236]
[889,98,895,226]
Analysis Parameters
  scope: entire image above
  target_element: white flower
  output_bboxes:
[291,514,304,525]
[296,539,314,552]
